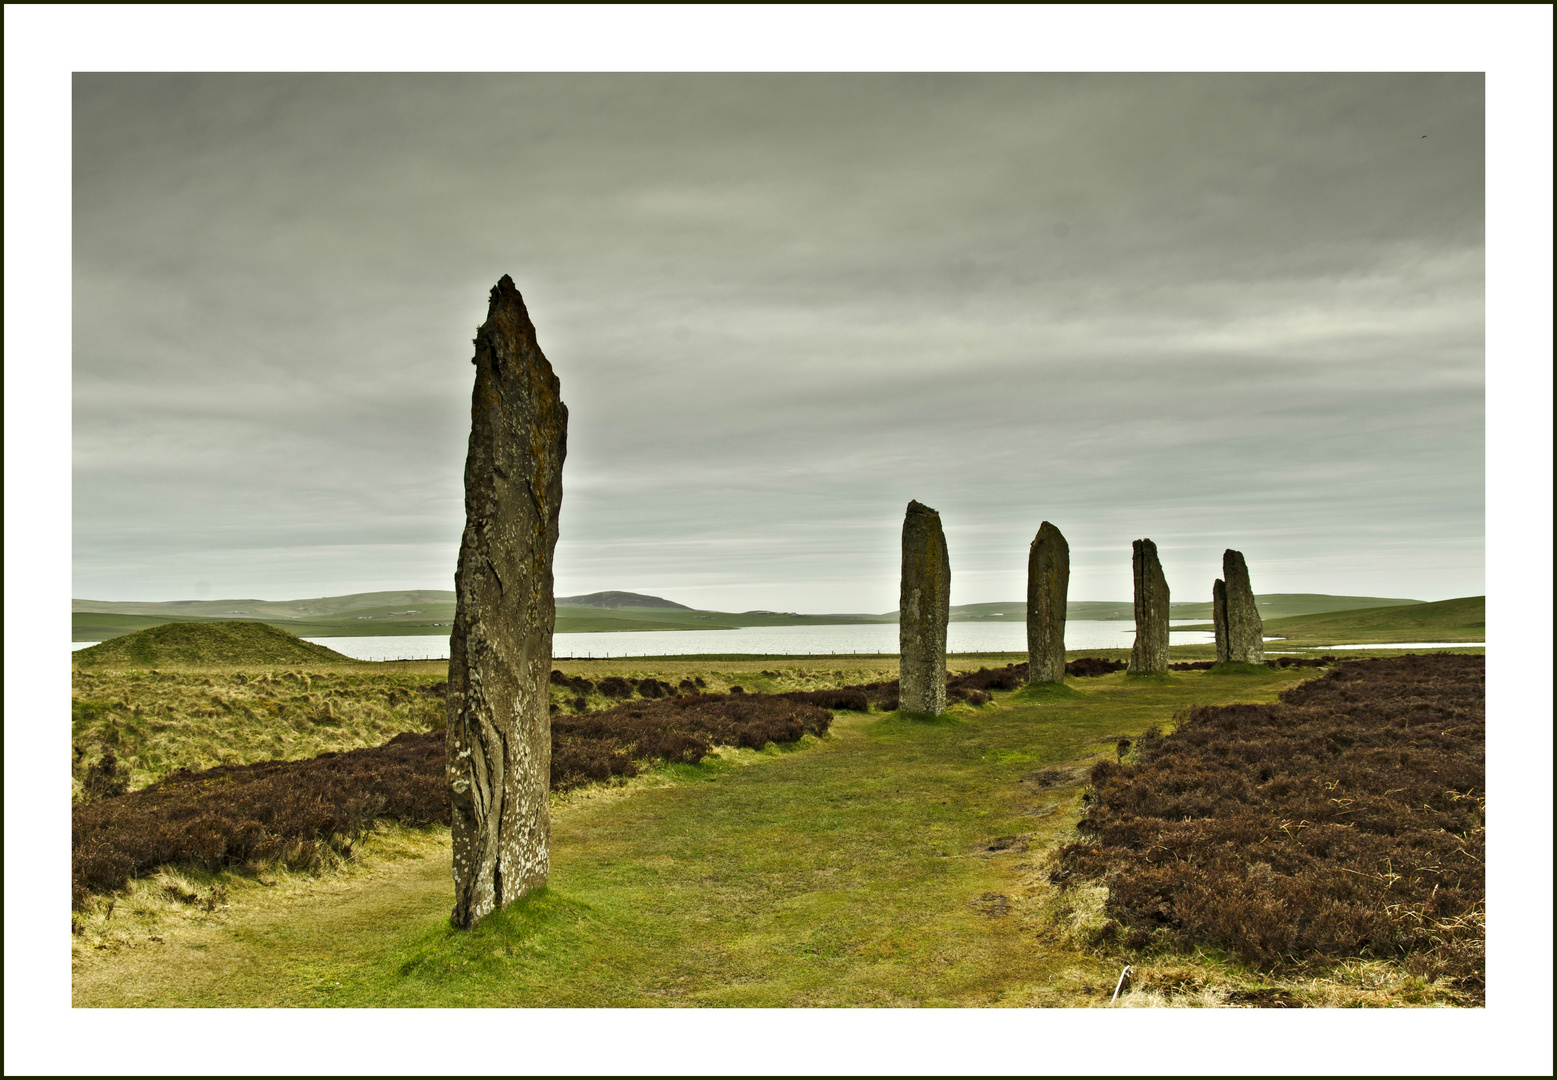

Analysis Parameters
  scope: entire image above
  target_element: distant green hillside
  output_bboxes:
[553,606,888,634]
[1169,593,1424,621]
[73,590,470,641]
[74,606,457,642]
[557,591,692,610]
[73,589,1432,642]
[73,590,455,620]
[943,594,1423,623]
[1178,596,1484,647]
[73,590,892,640]
[1261,596,1483,646]
[73,621,357,668]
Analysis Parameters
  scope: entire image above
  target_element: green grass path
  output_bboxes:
[74,668,1311,1007]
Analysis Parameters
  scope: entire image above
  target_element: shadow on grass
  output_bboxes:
[394,887,597,985]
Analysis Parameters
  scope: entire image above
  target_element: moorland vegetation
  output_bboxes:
[72,668,849,906]
[70,621,1485,1008]
[1051,653,1484,1004]
[70,664,1108,906]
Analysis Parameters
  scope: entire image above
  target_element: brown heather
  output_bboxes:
[72,685,838,907]
[72,732,447,909]
[1052,653,1484,1001]
[69,659,1067,908]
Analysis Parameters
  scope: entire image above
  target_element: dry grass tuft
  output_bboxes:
[71,668,447,799]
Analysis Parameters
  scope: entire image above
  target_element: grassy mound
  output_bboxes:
[73,621,354,669]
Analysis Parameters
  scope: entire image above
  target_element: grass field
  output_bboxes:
[70,642,1484,1009]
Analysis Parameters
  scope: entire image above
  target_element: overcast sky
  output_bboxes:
[8,9,1552,1070]
[71,71,1487,611]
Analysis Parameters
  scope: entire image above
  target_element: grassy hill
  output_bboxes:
[557,591,693,610]
[74,591,461,641]
[553,606,888,633]
[1171,593,1424,621]
[73,621,358,669]
[72,592,892,640]
[940,594,1424,623]
[73,590,456,620]
[73,608,458,642]
[74,590,1430,642]
[1178,596,1484,647]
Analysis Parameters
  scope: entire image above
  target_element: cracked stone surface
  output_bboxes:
[447,275,567,929]
[1218,548,1264,664]
[899,500,950,715]
[1026,521,1070,685]
[1128,538,1169,674]
[1213,577,1230,664]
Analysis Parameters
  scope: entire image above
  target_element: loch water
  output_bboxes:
[322,619,1210,661]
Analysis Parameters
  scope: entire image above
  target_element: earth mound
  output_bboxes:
[73,621,354,668]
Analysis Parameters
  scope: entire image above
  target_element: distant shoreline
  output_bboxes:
[73,591,1466,645]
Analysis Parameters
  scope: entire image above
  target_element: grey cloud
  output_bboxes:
[73,72,1484,608]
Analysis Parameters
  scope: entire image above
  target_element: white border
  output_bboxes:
[7,5,1551,1076]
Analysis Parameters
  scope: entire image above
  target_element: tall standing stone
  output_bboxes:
[1220,548,1264,664]
[1026,521,1070,684]
[1212,577,1230,663]
[447,275,567,930]
[899,500,950,714]
[1128,538,1169,674]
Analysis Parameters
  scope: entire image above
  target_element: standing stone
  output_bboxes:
[1128,538,1169,673]
[899,500,950,714]
[1220,548,1264,664]
[447,275,567,930]
[1026,521,1070,684]
[1212,578,1230,663]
